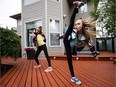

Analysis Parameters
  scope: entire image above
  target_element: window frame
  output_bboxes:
[50,0,60,2]
[49,18,61,47]
[24,0,41,6]
[25,19,42,47]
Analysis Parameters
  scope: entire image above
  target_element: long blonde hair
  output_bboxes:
[81,19,95,43]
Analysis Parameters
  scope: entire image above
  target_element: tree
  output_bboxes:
[90,0,100,21]
[0,27,20,64]
[99,0,115,37]
[90,0,116,37]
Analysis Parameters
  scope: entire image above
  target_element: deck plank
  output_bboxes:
[51,60,80,87]
[12,59,29,87]
[52,60,91,87]
[35,64,45,87]
[18,60,30,87]
[1,59,24,87]
[25,60,33,87]
[39,61,52,87]
[5,59,26,87]
[43,60,66,87]
[73,61,115,87]
[31,60,38,87]
[41,60,59,87]
[0,59,23,83]
[0,57,115,87]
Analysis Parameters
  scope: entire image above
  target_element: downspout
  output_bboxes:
[61,0,64,54]
[112,37,114,52]
[45,0,47,45]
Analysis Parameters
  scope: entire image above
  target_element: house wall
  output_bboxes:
[46,0,63,55]
[17,18,21,35]
[21,0,96,58]
[21,0,64,58]
[21,0,46,58]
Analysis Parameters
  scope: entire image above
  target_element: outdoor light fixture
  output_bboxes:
[63,14,67,18]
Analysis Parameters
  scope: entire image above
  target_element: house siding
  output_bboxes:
[22,0,46,58]
[21,0,96,58]
[46,0,63,55]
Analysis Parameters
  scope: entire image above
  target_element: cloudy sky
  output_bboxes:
[0,0,21,28]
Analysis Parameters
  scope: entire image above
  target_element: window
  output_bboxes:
[17,19,21,26]
[24,0,40,5]
[51,0,60,2]
[26,19,42,47]
[50,33,60,46]
[74,1,88,13]
[49,19,60,46]
[78,2,87,13]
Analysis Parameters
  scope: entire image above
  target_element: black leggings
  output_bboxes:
[63,8,77,77]
[76,40,96,54]
[34,44,51,67]
[63,8,96,77]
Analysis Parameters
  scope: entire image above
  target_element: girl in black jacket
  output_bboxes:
[33,26,52,73]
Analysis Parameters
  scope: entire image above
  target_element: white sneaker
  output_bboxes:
[95,56,99,61]
[34,65,41,68]
[71,77,82,85]
[44,67,53,72]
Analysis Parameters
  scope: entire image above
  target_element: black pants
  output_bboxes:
[63,8,77,77]
[34,44,51,67]
[63,8,96,77]
[76,41,96,54]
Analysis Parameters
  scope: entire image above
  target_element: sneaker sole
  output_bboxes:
[71,79,82,85]
[34,65,41,68]
[44,69,53,72]
[71,79,75,82]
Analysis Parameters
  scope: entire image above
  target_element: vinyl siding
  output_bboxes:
[21,0,96,58]
[47,0,63,55]
[22,0,46,58]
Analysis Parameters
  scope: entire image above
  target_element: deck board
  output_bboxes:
[0,57,115,87]
[12,59,29,87]
[32,60,38,87]
[18,60,30,87]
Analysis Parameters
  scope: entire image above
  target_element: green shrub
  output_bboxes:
[0,27,20,59]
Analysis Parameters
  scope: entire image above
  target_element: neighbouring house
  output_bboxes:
[10,0,98,58]
[10,13,21,36]
[10,13,22,57]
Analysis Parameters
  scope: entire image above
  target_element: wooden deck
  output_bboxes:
[0,57,115,87]
[50,51,116,61]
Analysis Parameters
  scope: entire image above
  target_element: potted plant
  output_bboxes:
[25,47,35,59]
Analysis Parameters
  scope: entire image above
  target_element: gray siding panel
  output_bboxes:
[23,1,45,20]
[21,0,95,58]
[22,0,46,58]
[46,1,63,55]
[47,1,61,18]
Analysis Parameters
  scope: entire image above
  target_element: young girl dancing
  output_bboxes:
[63,4,98,85]
[33,26,53,72]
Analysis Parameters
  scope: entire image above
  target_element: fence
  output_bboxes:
[96,37,116,52]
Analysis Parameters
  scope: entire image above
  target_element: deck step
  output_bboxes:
[50,55,115,61]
